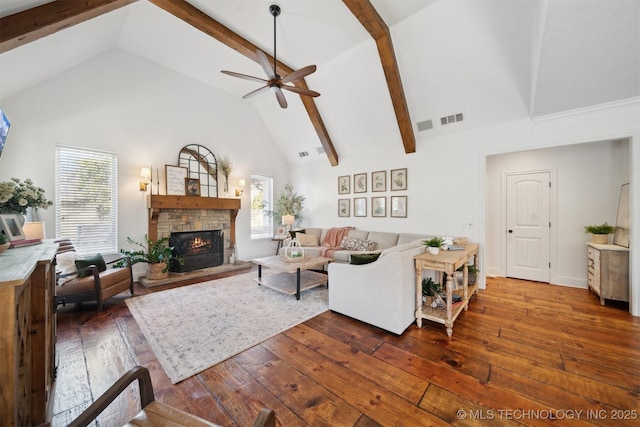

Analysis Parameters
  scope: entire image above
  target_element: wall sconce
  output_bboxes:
[235,179,246,196]
[140,167,151,191]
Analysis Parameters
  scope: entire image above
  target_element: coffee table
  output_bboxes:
[252,255,332,300]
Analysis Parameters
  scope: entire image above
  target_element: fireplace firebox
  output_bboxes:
[169,230,224,272]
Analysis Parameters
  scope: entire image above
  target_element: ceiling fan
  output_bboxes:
[221,4,320,109]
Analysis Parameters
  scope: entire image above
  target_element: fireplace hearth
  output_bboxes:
[170,230,224,272]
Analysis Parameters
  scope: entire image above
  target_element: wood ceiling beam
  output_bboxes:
[0,0,137,54]
[342,0,416,154]
[148,0,339,166]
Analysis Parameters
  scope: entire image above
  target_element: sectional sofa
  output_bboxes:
[278,227,431,334]
[278,227,428,263]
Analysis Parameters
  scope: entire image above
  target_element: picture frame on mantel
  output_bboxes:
[185,177,201,196]
[166,165,187,195]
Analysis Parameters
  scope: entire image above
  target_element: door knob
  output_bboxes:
[508,229,513,233]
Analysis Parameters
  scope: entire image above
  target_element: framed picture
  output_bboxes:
[185,177,201,196]
[353,173,367,193]
[166,165,188,195]
[338,175,350,194]
[0,213,26,241]
[371,170,386,192]
[371,196,386,217]
[338,198,350,217]
[391,196,408,218]
[275,227,287,238]
[354,197,367,217]
[391,168,408,191]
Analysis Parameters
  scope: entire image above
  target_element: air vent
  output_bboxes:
[417,119,433,131]
[440,112,464,126]
[316,146,325,154]
[298,151,309,157]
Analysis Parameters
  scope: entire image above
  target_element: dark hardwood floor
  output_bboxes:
[53,270,640,426]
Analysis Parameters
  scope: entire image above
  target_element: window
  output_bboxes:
[56,146,118,254]
[250,174,273,239]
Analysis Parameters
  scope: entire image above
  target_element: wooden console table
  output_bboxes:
[414,243,479,336]
[0,241,58,426]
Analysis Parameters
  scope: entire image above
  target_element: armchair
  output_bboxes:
[55,239,134,311]
[69,366,276,427]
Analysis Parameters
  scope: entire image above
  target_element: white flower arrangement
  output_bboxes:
[0,178,53,215]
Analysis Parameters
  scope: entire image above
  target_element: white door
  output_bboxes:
[506,172,550,282]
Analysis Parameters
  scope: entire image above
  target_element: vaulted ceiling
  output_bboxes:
[1,0,638,166]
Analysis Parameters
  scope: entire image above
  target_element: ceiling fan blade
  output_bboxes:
[280,85,321,97]
[280,65,317,84]
[221,70,268,84]
[241,85,271,99]
[273,86,288,108]
[256,49,276,80]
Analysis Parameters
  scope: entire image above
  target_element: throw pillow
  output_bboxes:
[350,253,381,265]
[296,233,318,247]
[75,254,107,278]
[340,236,377,251]
[56,251,83,285]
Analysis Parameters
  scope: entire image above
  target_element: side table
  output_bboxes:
[414,243,479,336]
[272,236,287,255]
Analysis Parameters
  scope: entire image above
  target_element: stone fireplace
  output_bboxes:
[147,195,240,268]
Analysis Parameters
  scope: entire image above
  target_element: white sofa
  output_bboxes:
[328,239,427,335]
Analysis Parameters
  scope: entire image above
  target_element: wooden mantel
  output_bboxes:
[147,195,241,249]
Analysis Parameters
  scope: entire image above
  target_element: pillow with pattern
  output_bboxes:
[340,236,376,251]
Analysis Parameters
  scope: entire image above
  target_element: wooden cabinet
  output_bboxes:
[0,241,57,426]
[586,243,629,305]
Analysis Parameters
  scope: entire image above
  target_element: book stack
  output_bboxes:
[10,238,42,248]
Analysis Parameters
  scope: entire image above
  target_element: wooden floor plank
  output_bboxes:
[259,334,450,426]
[52,275,640,426]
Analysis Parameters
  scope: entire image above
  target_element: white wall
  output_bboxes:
[0,49,290,265]
[292,100,639,315]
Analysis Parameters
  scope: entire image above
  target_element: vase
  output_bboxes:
[0,242,9,254]
[427,246,440,255]
[147,263,168,280]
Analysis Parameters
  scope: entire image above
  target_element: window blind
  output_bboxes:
[55,145,118,255]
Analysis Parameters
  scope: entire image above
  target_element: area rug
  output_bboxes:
[126,272,328,383]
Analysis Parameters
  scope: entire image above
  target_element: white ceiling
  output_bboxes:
[1,0,638,165]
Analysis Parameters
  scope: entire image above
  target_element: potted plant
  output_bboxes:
[264,184,305,227]
[423,237,444,255]
[584,222,615,244]
[421,277,442,307]
[118,235,184,280]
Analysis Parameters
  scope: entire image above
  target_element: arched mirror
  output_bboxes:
[178,144,218,197]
